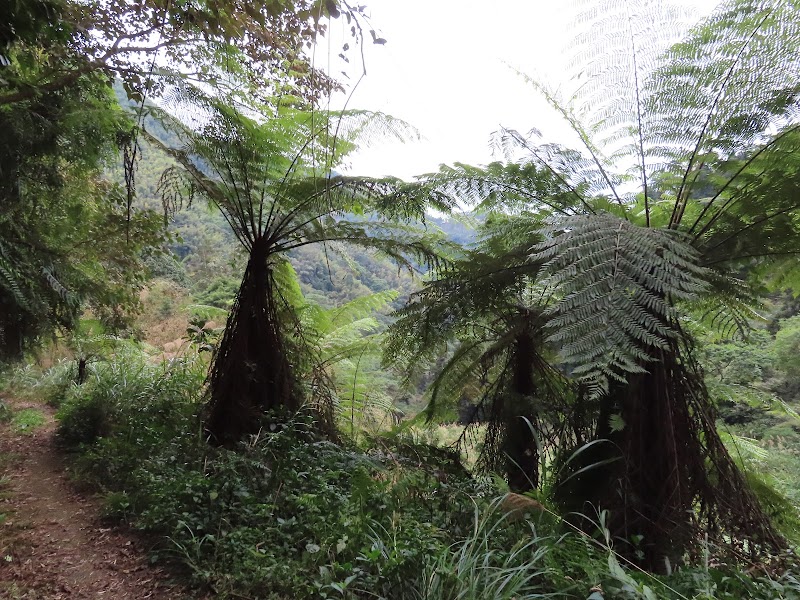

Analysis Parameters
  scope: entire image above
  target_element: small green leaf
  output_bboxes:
[306,542,321,554]
[609,413,625,433]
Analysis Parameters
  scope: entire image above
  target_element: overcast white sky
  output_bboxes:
[314,0,718,180]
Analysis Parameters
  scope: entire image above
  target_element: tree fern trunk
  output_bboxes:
[204,236,298,445]
[608,338,783,572]
[505,330,540,492]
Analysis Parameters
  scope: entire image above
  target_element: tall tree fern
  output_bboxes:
[488,0,800,568]
[386,210,576,491]
[147,90,456,444]
[401,0,800,570]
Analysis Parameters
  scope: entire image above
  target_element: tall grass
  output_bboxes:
[417,497,551,600]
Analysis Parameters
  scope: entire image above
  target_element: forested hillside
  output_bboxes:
[3,0,800,598]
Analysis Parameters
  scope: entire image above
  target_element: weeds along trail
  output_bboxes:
[0,395,187,599]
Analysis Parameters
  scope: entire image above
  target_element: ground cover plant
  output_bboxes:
[0,348,782,598]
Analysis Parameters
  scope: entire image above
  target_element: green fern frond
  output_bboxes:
[684,269,763,340]
[0,244,32,312]
[534,213,708,390]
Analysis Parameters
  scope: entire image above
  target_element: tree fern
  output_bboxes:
[479,0,800,567]
[386,214,577,490]
[146,87,457,444]
[397,0,799,568]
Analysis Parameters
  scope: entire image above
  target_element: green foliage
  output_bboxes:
[0,65,166,356]
[534,213,708,394]
[143,86,459,443]
[4,359,78,407]
[2,347,787,598]
[301,290,398,431]
[56,345,205,451]
[52,352,497,598]
[9,408,46,434]
[0,0,358,108]
[193,277,239,310]
[418,500,551,600]
[773,316,800,379]
[386,212,574,490]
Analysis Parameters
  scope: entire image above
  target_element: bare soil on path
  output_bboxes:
[0,395,190,599]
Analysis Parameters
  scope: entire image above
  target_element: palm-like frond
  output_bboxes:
[413,160,589,217]
[474,0,798,561]
[502,0,800,244]
[684,269,763,340]
[301,291,398,438]
[486,0,800,356]
[533,213,708,393]
[385,227,541,374]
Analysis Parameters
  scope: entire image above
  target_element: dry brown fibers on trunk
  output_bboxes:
[605,338,784,572]
[204,237,298,446]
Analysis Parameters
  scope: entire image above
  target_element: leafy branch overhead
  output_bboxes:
[0,0,371,107]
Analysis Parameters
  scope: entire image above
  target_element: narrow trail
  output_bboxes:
[0,396,189,599]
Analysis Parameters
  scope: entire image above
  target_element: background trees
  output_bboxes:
[0,0,354,107]
[0,55,165,357]
[0,0,361,358]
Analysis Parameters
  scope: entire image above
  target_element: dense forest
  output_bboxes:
[3,0,800,598]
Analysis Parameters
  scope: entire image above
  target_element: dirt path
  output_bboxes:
[0,396,190,599]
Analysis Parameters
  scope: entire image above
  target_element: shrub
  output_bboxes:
[56,348,205,453]
[46,350,800,600]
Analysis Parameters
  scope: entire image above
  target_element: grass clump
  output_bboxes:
[10,408,46,434]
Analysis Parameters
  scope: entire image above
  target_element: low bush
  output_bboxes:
[51,351,800,599]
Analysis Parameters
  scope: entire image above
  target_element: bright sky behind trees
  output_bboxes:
[318,0,717,179]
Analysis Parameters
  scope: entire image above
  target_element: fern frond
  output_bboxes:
[534,213,708,391]
[684,270,763,340]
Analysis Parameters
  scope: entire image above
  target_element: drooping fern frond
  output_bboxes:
[0,240,33,313]
[412,160,589,217]
[385,227,541,376]
[533,213,708,393]
[299,290,399,439]
[684,269,763,340]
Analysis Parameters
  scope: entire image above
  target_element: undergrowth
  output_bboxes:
[26,350,799,599]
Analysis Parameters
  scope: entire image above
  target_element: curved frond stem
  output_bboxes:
[473,177,577,216]
[516,72,626,213]
[220,145,255,236]
[425,338,489,421]
[500,128,596,215]
[140,127,254,248]
[267,179,365,244]
[701,203,800,258]
[270,178,352,240]
[704,250,800,266]
[275,120,332,196]
[689,123,800,239]
[689,168,766,242]
[670,7,774,229]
